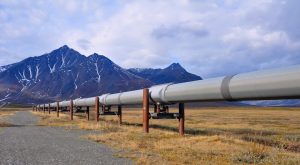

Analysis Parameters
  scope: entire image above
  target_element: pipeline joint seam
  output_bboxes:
[118,93,122,105]
[221,75,236,101]
[149,83,173,105]
[161,83,173,104]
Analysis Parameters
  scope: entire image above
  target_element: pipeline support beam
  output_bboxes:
[56,102,59,117]
[179,103,185,136]
[95,97,99,122]
[70,100,73,120]
[143,88,149,133]
[118,105,122,125]
[86,106,90,121]
[48,104,50,114]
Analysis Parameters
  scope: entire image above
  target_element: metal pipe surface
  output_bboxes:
[44,65,300,107]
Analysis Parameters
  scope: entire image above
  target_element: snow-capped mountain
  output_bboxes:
[128,63,202,84]
[0,45,202,104]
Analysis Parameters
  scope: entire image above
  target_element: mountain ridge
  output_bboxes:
[128,63,202,84]
[0,45,202,104]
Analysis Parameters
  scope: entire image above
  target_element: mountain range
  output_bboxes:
[0,45,202,104]
[0,45,299,106]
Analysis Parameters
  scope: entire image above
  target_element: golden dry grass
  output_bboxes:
[0,107,23,127]
[33,107,300,165]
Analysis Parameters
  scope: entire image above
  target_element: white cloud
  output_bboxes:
[0,0,300,78]
[222,26,294,49]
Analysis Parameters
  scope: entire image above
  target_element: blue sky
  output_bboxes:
[0,0,300,78]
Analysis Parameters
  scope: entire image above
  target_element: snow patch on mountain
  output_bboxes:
[61,54,67,68]
[0,65,12,73]
[15,71,31,92]
[27,65,33,78]
[74,73,79,90]
[95,63,102,83]
[129,68,152,73]
[48,56,57,73]
[0,93,11,102]
[0,67,6,72]
[35,65,40,81]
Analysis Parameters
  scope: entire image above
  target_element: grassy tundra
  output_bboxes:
[33,107,300,164]
[0,107,26,127]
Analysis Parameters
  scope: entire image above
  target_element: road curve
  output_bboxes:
[0,111,131,165]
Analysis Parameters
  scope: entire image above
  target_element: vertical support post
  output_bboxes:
[154,104,157,113]
[32,106,34,112]
[118,105,122,125]
[86,106,90,121]
[70,100,73,120]
[56,102,60,117]
[179,103,185,136]
[102,105,105,113]
[157,104,161,113]
[43,104,45,113]
[143,88,149,133]
[48,104,51,114]
[95,96,99,122]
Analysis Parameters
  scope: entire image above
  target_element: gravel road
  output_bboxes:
[0,111,132,165]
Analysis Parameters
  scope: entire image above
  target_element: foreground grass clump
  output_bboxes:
[233,144,269,164]
[33,107,300,164]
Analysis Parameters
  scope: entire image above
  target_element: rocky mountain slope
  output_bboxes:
[0,45,202,104]
[128,63,202,84]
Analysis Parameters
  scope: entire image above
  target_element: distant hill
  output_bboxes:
[242,100,300,107]
[127,63,202,84]
[0,45,202,104]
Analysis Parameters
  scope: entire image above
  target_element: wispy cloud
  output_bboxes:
[0,0,299,78]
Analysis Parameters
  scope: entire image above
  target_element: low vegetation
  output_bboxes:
[0,108,25,127]
[33,107,300,164]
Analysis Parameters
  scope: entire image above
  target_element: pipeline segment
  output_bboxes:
[47,65,300,107]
